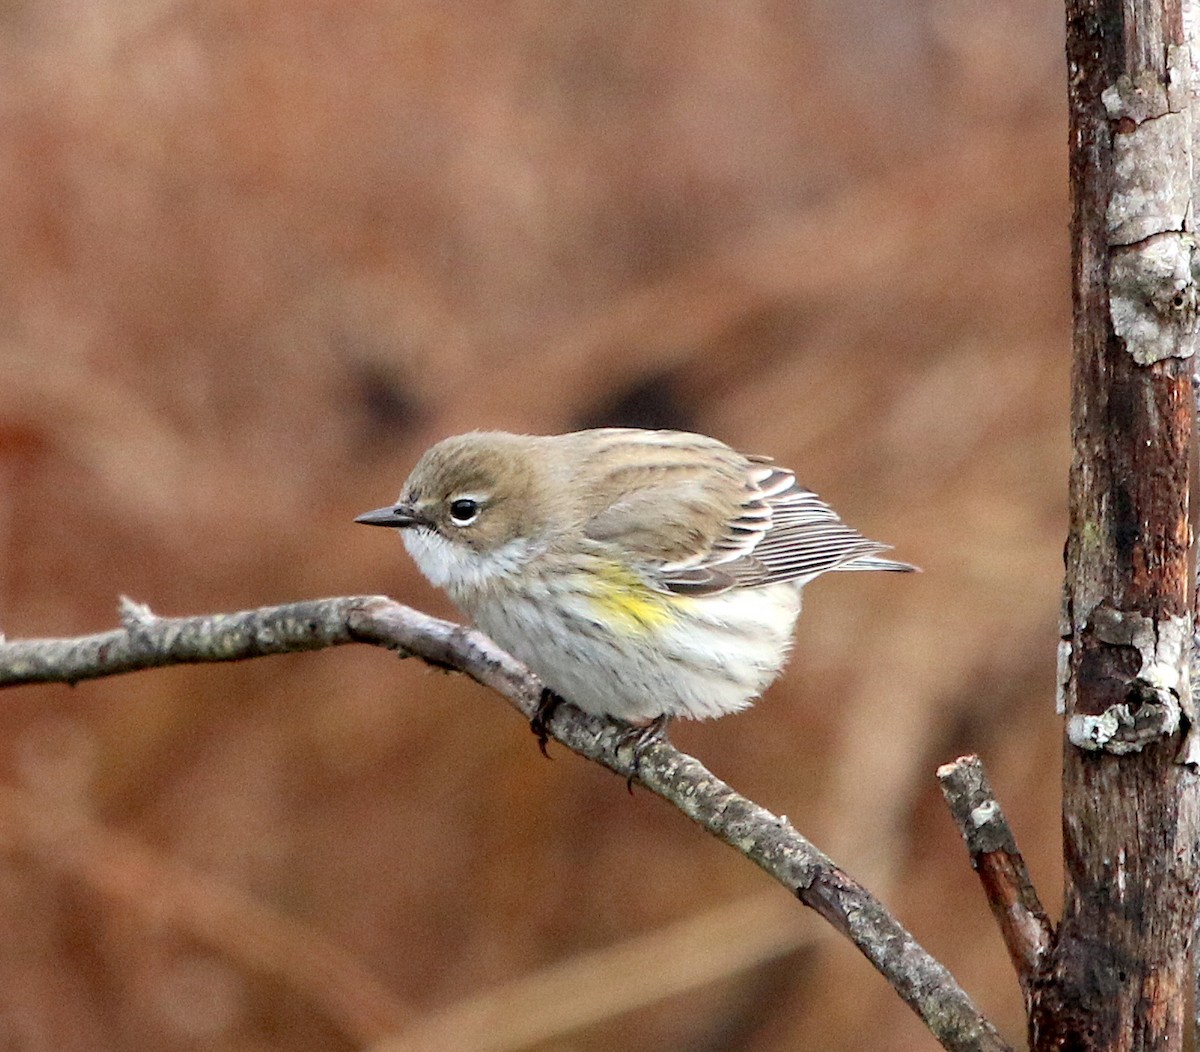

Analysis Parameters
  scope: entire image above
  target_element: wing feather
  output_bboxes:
[567,429,912,596]
[658,466,907,594]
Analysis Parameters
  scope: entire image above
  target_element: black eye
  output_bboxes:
[448,498,480,525]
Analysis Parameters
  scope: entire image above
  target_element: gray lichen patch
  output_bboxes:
[1102,70,1170,124]
[1067,704,1168,754]
[1067,608,1193,755]
[1056,639,1071,715]
[1166,43,1193,112]
[1106,110,1192,245]
[1092,607,1190,695]
[1101,53,1198,364]
[1101,47,1192,124]
[1109,233,1198,363]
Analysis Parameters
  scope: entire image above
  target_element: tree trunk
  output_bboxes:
[1032,0,1200,1047]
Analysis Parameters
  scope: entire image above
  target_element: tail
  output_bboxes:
[834,554,920,574]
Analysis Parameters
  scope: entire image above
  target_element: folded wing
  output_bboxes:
[658,461,914,595]
[573,430,914,597]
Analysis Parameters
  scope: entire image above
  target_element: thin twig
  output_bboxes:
[938,755,1053,1002]
[0,596,1011,1052]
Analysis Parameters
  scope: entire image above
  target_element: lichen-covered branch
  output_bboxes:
[0,596,381,686]
[0,596,1010,1052]
[938,755,1053,1004]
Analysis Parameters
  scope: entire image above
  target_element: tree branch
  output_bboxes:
[938,755,1053,1005]
[0,596,1010,1052]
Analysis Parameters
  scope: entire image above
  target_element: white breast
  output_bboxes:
[401,527,804,722]
[464,577,803,722]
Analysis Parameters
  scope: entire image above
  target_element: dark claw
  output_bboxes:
[530,688,565,758]
[620,715,671,792]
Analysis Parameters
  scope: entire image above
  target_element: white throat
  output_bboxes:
[402,528,536,596]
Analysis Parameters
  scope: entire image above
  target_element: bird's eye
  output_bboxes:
[448,498,481,526]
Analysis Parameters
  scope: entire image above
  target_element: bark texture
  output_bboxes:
[1036,0,1200,1046]
[939,756,1053,1005]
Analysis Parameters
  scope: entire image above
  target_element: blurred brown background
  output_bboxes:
[0,1,1067,1050]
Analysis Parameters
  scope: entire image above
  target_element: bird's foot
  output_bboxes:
[619,715,672,792]
[530,688,565,758]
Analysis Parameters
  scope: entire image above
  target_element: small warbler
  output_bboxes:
[356,428,915,738]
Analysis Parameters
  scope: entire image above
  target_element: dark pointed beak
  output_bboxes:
[355,503,420,528]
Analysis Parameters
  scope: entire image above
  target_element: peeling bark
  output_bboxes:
[1036,0,1200,1046]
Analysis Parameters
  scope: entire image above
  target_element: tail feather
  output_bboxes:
[834,555,920,574]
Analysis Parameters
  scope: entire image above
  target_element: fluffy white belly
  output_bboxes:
[462,581,803,722]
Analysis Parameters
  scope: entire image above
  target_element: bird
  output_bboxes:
[355,428,916,748]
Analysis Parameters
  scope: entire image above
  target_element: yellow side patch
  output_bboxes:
[585,563,679,634]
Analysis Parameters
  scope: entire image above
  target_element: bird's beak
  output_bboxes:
[354,503,421,528]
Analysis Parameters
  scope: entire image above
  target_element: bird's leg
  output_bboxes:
[620,714,672,792]
[530,687,565,758]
